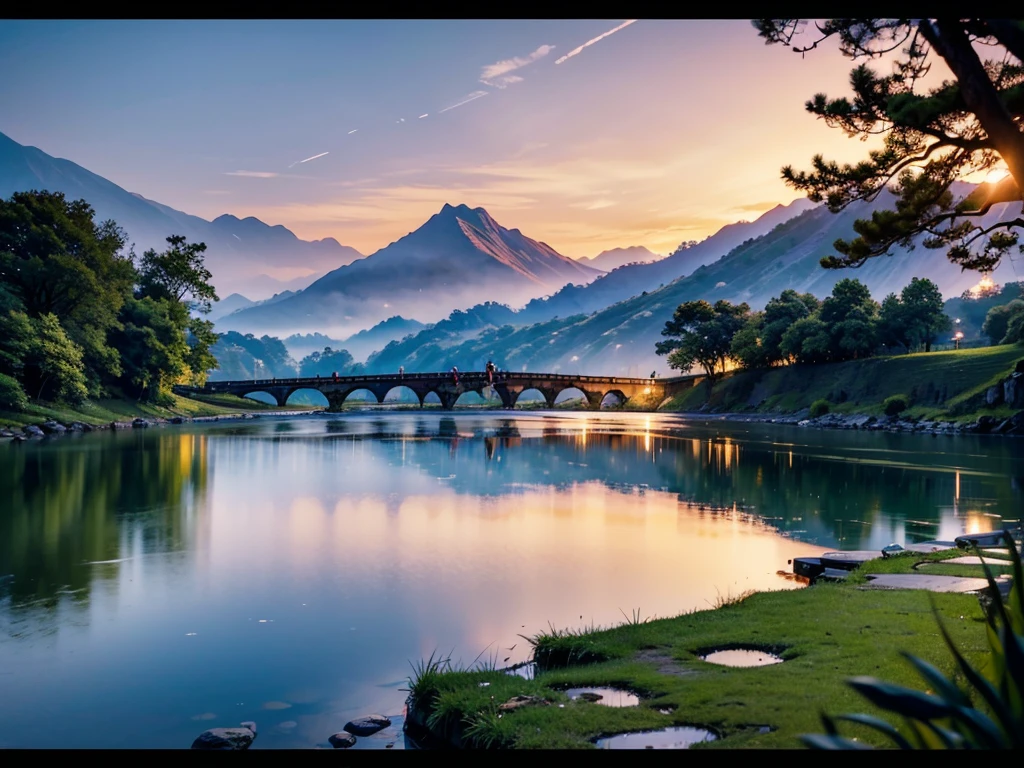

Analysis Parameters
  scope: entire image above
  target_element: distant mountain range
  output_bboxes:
[219,203,604,338]
[0,131,363,299]
[281,316,427,362]
[361,186,1008,377]
[576,245,663,272]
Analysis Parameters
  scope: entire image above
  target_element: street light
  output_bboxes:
[953,331,964,350]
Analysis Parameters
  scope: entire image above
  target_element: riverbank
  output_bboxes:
[658,344,1024,435]
[402,547,1006,749]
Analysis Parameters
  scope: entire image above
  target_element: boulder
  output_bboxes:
[41,421,66,434]
[132,418,149,429]
[328,732,357,748]
[987,385,1004,407]
[343,714,392,737]
[1005,373,1024,409]
[23,425,45,437]
[170,416,185,425]
[110,421,131,430]
[191,725,256,750]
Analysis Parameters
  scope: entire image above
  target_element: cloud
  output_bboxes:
[419,113,429,119]
[288,151,329,168]
[479,44,555,87]
[225,170,280,178]
[732,200,780,212]
[555,20,636,64]
[347,129,358,134]
[438,90,489,114]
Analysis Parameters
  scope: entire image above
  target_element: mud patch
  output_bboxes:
[634,648,696,677]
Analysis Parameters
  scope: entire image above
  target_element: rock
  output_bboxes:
[575,692,603,703]
[497,695,550,713]
[110,421,131,430]
[68,422,85,432]
[23,425,45,437]
[328,732,357,748]
[132,418,149,429]
[240,721,257,735]
[987,385,1004,407]
[191,725,256,750]
[41,420,66,434]
[344,714,391,737]
[170,416,185,425]
[10,434,26,442]
[993,418,1014,435]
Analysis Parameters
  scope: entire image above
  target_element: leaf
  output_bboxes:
[900,652,971,709]
[834,714,914,749]
[800,734,874,750]
[847,677,952,721]
[949,704,1008,749]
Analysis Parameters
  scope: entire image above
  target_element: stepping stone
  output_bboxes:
[862,574,992,593]
[920,556,1014,567]
[903,541,957,553]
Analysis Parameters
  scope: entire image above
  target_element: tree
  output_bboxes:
[656,299,750,381]
[878,277,951,351]
[983,298,1024,343]
[21,313,88,404]
[185,317,219,387]
[730,312,770,369]
[0,190,136,392]
[110,297,192,402]
[754,20,1024,273]
[819,278,880,360]
[137,235,219,313]
[780,315,834,364]
[299,347,357,377]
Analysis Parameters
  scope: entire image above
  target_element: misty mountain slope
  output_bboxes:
[577,245,662,272]
[0,131,363,299]
[368,186,1017,377]
[513,198,819,324]
[221,203,603,338]
[338,316,428,362]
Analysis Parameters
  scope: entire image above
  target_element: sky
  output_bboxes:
[0,19,959,258]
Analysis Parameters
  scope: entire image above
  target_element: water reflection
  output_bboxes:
[0,412,1020,749]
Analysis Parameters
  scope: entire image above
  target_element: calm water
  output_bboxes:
[0,411,1020,749]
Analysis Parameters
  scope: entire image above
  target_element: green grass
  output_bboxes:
[406,571,992,749]
[660,345,1024,420]
[0,391,302,429]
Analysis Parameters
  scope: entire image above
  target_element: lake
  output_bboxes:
[0,411,1019,749]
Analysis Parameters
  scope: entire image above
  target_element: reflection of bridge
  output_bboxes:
[173,371,706,411]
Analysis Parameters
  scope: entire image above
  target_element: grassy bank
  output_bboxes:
[0,392,312,429]
[660,344,1023,421]
[405,549,1001,749]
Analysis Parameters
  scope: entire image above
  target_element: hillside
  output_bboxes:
[364,185,1017,377]
[220,203,602,338]
[0,131,363,299]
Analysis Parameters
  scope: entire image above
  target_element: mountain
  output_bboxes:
[512,198,819,325]
[220,203,604,338]
[339,316,429,362]
[0,131,363,299]
[577,246,663,272]
[363,184,1017,377]
[207,293,256,322]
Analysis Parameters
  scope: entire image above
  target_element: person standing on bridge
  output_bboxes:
[333,371,338,382]
[399,366,404,380]
[451,366,459,385]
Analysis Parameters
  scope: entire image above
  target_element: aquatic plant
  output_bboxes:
[802,531,1024,749]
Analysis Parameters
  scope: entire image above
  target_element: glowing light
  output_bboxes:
[967,273,998,299]
[984,168,1009,185]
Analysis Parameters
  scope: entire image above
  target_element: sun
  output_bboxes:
[984,168,1009,185]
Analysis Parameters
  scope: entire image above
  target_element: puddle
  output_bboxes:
[700,649,784,667]
[594,726,717,749]
[564,687,639,707]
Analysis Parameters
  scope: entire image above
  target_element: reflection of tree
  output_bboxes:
[0,432,208,626]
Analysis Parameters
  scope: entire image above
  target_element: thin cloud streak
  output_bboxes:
[288,151,330,168]
[225,170,279,178]
[438,90,488,113]
[555,20,636,64]
[480,44,555,88]
[347,129,358,134]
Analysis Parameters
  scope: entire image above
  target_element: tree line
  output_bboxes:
[657,277,954,381]
[0,191,219,411]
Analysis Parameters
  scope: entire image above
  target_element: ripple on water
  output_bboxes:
[700,649,784,667]
[595,727,717,749]
[564,687,640,707]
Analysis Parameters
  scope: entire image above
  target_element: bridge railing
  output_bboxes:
[183,371,701,392]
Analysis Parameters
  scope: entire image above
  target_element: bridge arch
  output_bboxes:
[284,388,329,408]
[515,388,552,409]
[423,391,442,405]
[331,387,384,409]
[553,386,587,406]
[383,385,421,405]
[240,390,279,406]
[601,390,628,408]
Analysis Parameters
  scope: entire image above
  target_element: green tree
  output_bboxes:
[754,20,1024,274]
[185,317,219,387]
[819,278,880,360]
[0,190,136,393]
[299,347,357,377]
[983,299,1024,344]
[22,313,88,404]
[730,313,769,369]
[656,299,750,382]
[137,235,219,313]
[110,297,195,402]
[878,277,952,352]
[780,315,834,364]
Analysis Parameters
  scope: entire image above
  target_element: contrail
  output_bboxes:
[419,113,429,119]
[347,129,358,134]
[288,151,329,168]
[438,91,489,114]
[556,20,636,64]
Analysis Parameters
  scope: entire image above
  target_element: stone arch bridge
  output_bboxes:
[173,371,705,411]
